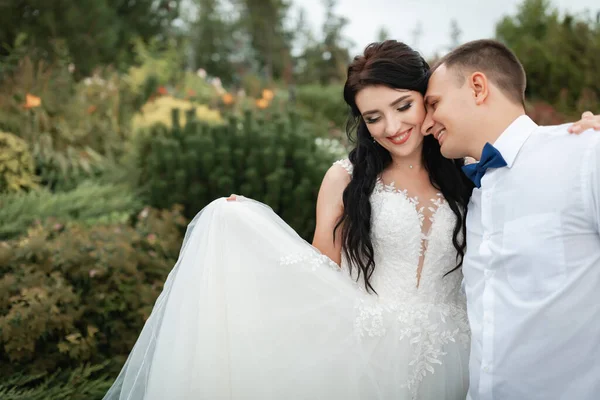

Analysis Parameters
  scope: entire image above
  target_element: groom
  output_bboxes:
[421,39,600,399]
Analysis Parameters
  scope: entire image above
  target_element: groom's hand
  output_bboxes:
[568,111,600,134]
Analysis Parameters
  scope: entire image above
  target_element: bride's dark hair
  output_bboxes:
[335,40,474,293]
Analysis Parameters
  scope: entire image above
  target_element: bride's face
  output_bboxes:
[355,85,426,160]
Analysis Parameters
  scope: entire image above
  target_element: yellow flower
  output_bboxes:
[24,93,41,109]
[131,96,223,131]
[262,89,274,101]
[256,98,269,109]
[222,93,234,105]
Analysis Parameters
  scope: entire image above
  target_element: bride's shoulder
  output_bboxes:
[332,158,353,175]
[319,159,352,197]
[326,159,352,185]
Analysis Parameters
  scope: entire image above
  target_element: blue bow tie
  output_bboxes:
[461,143,507,188]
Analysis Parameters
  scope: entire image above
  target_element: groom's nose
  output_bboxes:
[421,111,435,136]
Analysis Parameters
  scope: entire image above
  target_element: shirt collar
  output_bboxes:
[492,115,538,168]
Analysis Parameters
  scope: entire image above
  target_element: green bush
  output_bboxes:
[0,181,142,240]
[0,54,130,190]
[138,109,344,240]
[295,83,348,130]
[0,363,112,400]
[0,206,187,378]
[0,131,39,193]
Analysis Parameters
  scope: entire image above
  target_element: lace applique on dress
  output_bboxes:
[334,158,353,175]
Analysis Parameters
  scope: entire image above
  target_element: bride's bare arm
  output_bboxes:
[312,164,351,266]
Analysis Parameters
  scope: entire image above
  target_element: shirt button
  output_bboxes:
[483,365,491,373]
[484,270,492,278]
[484,233,491,240]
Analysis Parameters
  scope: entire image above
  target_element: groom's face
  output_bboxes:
[422,64,474,159]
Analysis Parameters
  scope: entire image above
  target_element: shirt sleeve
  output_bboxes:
[585,138,600,233]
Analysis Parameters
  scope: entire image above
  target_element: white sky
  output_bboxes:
[292,0,600,58]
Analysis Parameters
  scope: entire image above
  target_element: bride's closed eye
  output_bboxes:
[397,103,412,112]
[364,103,413,124]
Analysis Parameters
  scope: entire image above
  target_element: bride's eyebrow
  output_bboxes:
[361,95,412,117]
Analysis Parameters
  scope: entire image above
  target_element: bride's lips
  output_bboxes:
[387,128,412,145]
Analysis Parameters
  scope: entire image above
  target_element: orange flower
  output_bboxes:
[87,105,97,114]
[222,93,234,105]
[256,98,269,109]
[157,86,168,95]
[24,93,41,109]
[262,89,274,101]
[187,89,196,97]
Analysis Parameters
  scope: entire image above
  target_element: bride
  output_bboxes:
[103,41,599,400]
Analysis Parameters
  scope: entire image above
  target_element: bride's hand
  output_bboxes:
[226,194,247,201]
[568,111,600,134]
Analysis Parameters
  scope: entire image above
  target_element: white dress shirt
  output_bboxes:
[464,115,600,400]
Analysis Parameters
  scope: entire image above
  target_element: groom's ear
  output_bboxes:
[468,72,489,105]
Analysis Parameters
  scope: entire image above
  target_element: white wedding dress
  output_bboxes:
[104,159,470,400]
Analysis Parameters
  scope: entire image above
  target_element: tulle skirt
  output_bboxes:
[104,198,469,400]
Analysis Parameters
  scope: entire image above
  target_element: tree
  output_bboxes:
[237,0,295,82]
[495,0,600,115]
[318,0,352,84]
[0,0,182,77]
[292,0,352,85]
[191,0,237,84]
[377,26,391,42]
[410,21,423,50]
[448,19,462,50]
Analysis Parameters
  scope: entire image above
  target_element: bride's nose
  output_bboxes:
[385,117,403,137]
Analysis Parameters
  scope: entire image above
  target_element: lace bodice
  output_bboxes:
[334,159,464,306]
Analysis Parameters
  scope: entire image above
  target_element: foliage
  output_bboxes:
[496,0,600,116]
[294,0,352,85]
[239,0,295,82]
[124,38,189,110]
[190,0,239,85]
[0,206,187,377]
[0,131,39,193]
[178,71,221,105]
[526,100,568,125]
[138,109,343,240]
[132,95,223,132]
[295,83,348,131]
[0,0,182,77]
[0,363,112,400]
[0,53,129,189]
[0,182,142,240]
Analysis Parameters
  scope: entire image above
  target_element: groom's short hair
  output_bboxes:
[434,39,526,106]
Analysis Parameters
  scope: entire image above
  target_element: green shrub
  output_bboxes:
[0,55,130,190]
[0,131,39,193]
[0,363,112,400]
[138,109,344,240]
[0,206,187,377]
[295,83,348,130]
[0,181,142,240]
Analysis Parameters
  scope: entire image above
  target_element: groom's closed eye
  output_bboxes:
[425,98,439,111]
